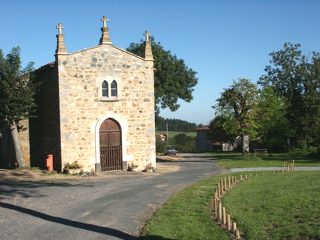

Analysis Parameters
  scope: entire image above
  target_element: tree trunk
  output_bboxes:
[10,121,26,168]
[242,134,249,156]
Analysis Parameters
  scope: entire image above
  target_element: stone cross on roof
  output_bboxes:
[143,31,150,41]
[101,16,109,28]
[56,23,64,34]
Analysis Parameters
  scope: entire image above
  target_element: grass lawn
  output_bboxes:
[156,131,197,138]
[203,152,320,169]
[141,171,320,239]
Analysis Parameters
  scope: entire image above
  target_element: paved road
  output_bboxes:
[0,153,221,240]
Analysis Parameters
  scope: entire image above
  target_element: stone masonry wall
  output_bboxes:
[57,44,155,172]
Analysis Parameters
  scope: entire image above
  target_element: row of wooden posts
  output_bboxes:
[212,160,295,239]
[212,174,251,239]
[281,160,295,172]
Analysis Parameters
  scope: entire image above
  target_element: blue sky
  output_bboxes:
[1,0,320,125]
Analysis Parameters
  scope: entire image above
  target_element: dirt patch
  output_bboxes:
[156,163,181,174]
[0,162,182,182]
[156,154,184,162]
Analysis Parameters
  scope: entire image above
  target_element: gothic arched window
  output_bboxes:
[102,81,108,97]
[111,80,117,97]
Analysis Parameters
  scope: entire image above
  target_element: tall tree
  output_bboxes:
[258,86,294,156]
[213,78,260,155]
[207,115,239,144]
[0,47,39,167]
[258,43,320,149]
[127,36,198,113]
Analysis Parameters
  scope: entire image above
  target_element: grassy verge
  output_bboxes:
[223,171,320,239]
[141,171,320,239]
[140,174,230,240]
[204,152,320,169]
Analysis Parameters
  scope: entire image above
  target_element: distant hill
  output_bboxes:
[156,116,203,132]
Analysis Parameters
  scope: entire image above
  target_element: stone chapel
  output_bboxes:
[0,16,156,172]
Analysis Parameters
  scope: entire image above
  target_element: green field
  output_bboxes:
[141,171,320,239]
[204,152,320,168]
[156,131,196,138]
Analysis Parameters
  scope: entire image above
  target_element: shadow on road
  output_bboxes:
[0,202,136,239]
[0,181,93,200]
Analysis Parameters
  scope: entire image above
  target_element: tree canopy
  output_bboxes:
[127,36,198,113]
[171,133,195,152]
[257,86,294,155]
[207,115,239,144]
[0,47,38,131]
[0,47,39,167]
[258,43,320,150]
[212,78,260,155]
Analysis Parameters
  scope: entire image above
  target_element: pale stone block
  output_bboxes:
[61,116,69,123]
[61,132,74,142]
[60,90,68,97]
[59,65,65,72]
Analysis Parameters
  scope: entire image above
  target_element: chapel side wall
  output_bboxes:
[30,65,62,170]
[56,45,155,172]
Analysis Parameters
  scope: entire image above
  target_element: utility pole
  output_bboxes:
[166,121,169,145]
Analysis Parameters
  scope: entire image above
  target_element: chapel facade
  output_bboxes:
[0,16,156,172]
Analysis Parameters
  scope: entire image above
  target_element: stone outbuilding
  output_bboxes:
[0,16,156,172]
[194,126,241,152]
[194,126,213,152]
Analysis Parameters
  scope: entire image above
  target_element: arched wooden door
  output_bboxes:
[99,119,122,171]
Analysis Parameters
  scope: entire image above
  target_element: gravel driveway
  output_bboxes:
[0,153,221,240]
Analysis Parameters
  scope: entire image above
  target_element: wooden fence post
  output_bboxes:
[293,160,295,171]
[220,178,224,194]
[224,178,227,191]
[227,214,231,230]
[217,183,221,198]
[222,207,226,225]
[214,193,218,211]
[236,229,240,239]
[232,222,237,234]
[228,176,231,188]
[218,200,222,222]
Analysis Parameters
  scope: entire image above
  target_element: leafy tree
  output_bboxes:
[207,115,238,144]
[171,133,195,152]
[258,86,294,156]
[0,47,39,167]
[127,36,198,113]
[258,43,320,150]
[156,135,167,154]
[213,78,260,155]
